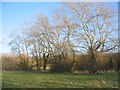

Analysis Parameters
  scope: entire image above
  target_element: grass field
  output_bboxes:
[0,72,2,89]
[2,71,119,88]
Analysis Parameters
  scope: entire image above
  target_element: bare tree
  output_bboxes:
[9,33,31,70]
[8,3,117,73]
[61,2,117,73]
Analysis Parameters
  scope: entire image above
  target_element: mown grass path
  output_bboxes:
[2,71,119,88]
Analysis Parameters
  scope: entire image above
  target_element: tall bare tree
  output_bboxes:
[62,2,117,73]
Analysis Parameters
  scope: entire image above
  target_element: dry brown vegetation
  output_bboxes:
[3,2,118,73]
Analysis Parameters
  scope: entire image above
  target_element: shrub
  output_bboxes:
[50,56,73,73]
[2,55,19,71]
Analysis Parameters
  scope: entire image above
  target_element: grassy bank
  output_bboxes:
[2,71,119,88]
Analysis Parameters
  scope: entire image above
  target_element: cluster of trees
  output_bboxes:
[5,3,118,73]
[2,52,119,72]
[2,54,18,71]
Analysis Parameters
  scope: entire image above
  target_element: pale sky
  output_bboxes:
[0,1,118,53]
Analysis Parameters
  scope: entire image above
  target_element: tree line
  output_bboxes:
[3,3,118,73]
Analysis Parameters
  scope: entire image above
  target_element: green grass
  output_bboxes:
[0,72,2,89]
[2,71,119,88]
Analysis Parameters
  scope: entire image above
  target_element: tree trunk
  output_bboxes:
[89,49,97,74]
[43,53,49,71]
[43,59,47,71]
[71,50,76,72]
[35,56,40,71]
